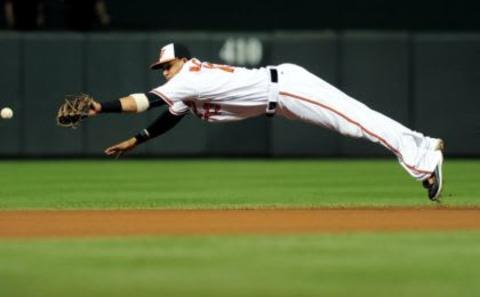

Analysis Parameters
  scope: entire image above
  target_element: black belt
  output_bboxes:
[266,68,279,117]
[270,68,278,83]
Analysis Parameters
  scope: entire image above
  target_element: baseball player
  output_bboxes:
[87,43,444,201]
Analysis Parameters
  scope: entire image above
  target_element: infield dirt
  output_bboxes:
[1,208,480,238]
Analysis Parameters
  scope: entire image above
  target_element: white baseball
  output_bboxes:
[1,107,14,119]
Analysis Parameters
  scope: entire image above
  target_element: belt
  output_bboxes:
[265,67,279,117]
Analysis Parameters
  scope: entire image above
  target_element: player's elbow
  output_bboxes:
[125,94,150,113]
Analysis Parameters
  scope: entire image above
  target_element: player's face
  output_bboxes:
[162,59,185,80]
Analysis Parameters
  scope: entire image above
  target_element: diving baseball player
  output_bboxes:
[87,43,445,201]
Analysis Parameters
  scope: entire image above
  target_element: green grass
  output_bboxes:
[0,159,478,209]
[1,232,480,297]
[1,159,479,297]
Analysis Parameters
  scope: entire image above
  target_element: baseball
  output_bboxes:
[1,107,14,119]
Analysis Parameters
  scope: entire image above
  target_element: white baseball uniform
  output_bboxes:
[151,58,441,181]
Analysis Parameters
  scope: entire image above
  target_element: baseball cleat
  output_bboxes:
[433,138,445,152]
[422,151,444,202]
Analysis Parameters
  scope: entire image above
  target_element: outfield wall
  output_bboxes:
[0,32,479,157]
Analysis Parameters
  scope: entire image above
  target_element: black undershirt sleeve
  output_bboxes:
[134,110,185,144]
[146,92,166,109]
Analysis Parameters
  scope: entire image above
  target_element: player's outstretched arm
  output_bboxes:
[104,110,185,157]
[57,92,167,129]
[92,93,167,116]
[90,95,145,115]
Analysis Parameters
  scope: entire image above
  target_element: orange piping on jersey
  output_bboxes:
[280,91,433,176]
[151,90,174,106]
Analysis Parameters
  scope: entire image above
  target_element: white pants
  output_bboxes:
[275,63,441,181]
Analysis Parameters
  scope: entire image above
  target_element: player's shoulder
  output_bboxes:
[184,58,204,73]
[165,59,200,81]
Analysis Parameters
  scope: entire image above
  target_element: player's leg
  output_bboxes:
[276,64,444,199]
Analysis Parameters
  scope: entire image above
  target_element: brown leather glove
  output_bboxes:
[56,94,95,129]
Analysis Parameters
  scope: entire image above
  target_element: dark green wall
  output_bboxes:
[104,0,480,31]
[0,31,479,157]
[2,0,479,31]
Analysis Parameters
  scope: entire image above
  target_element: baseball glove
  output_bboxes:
[56,94,94,129]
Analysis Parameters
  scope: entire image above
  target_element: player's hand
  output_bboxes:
[88,100,102,117]
[105,137,137,158]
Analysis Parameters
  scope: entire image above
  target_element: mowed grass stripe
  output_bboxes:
[0,159,478,209]
[1,232,480,297]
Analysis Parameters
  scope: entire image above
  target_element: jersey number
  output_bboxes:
[202,103,221,120]
[190,61,234,73]
[188,101,221,120]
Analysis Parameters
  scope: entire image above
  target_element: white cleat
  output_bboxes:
[422,151,444,202]
[433,138,444,152]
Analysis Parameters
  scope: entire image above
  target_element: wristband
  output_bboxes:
[134,129,150,144]
[101,100,122,113]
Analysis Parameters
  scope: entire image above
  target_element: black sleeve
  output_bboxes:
[146,92,167,109]
[100,92,166,113]
[134,110,185,144]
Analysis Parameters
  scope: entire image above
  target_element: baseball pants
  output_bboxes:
[275,63,440,181]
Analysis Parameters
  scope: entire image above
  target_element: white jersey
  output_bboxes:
[151,59,271,122]
[149,58,442,182]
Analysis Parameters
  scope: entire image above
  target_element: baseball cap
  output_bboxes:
[150,43,192,70]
